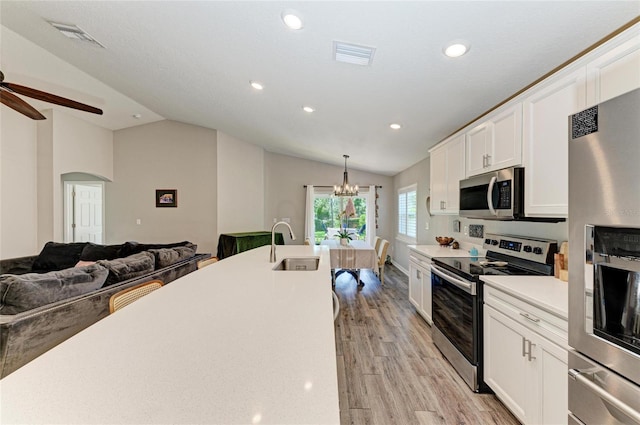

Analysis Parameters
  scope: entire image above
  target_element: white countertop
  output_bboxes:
[480,275,568,320]
[408,244,479,258]
[0,245,340,425]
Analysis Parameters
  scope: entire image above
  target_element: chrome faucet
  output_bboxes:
[270,221,296,263]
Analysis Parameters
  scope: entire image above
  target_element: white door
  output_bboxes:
[67,183,104,243]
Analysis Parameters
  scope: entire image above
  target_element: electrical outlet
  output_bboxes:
[425,221,430,230]
[453,220,461,233]
[136,219,141,225]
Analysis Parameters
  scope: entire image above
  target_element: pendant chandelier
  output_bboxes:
[334,154,358,197]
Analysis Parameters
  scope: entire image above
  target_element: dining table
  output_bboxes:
[320,239,378,285]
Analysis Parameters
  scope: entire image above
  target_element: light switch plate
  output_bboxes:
[469,224,484,238]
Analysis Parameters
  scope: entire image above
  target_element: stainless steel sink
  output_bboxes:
[273,257,320,271]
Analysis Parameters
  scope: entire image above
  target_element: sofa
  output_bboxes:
[0,241,211,378]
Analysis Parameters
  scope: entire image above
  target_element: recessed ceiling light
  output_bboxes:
[302,106,315,113]
[132,114,142,119]
[390,123,402,130]
[250,81,264,90]
[444,42,469,58]
[282,11,303,30]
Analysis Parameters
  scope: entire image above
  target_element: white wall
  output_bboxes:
[0,106,38,258]
[217,132,264,233]
[264,152,393,246]
[47,110,113,244]
[107,120,218,254]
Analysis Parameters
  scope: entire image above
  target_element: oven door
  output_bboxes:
[431,265,478,364]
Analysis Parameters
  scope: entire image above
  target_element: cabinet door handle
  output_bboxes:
[520,312,541,323]
[486,154,491,167]
[527,341,536,362]
[482,154,486,168]
[521,336,526,357]
[442,201,446,210]
[417,270,421,279]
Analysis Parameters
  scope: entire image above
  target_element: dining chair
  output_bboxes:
[374,236,382,256]
[197,257,219,269]
[377,239,390,285]
[109,280,163,313]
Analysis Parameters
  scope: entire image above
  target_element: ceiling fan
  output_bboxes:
[0,70,103,120]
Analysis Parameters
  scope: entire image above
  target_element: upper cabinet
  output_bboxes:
[523,68,586,218]
[466,103,523,178]
[586,36,640,106]
[430,134,465,215]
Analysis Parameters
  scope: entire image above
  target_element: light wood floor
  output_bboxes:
[333,265,520,425]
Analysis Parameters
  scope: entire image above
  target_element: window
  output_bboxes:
[312,192,368,245]
[398,184,417,240]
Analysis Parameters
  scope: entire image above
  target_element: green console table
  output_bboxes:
[216,231,284,260]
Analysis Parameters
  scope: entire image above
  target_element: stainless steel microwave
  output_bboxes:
[459,167,525,220]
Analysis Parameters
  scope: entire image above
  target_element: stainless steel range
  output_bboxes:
[431,233,558,392]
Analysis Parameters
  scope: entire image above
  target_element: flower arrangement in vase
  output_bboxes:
[335,228,353,245]
[334,198,357,245]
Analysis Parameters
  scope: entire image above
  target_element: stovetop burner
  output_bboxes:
[432,233,558,281]
[433,256,547,281]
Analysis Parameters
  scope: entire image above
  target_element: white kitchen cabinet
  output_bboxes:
[429,134,464,215]
[408,249,432,324]
[466,103,522,177]
[522,67,586,218]
[586,33,640,106]
[484,284,568,425]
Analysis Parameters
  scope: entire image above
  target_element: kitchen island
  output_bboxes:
[0,245,340,425]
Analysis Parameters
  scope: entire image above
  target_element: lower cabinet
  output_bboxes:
[484,286,568,425]
[408,250,432,324]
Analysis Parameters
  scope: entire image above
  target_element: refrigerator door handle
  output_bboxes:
[569,368,640,424]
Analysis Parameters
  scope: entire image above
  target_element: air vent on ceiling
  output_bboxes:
[48,22,105,48]
[333,41,376,66]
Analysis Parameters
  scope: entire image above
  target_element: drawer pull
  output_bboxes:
[520,312,540,323]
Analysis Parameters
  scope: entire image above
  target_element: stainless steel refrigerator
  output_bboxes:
[568,88,640,424]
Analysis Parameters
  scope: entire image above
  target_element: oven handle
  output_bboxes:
[431,265,476,295]
[569,369,640,423]
[487,176,498,216]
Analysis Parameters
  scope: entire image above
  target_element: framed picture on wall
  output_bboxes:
[155,189,177,207]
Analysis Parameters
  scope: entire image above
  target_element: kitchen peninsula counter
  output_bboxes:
[0,245,339,425]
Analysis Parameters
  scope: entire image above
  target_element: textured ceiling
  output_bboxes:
[1,1,638,175]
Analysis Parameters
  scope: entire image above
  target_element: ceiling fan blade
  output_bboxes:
[1,82,103,115]
[0,89,46,120]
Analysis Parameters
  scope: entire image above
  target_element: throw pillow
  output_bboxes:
[148,245,196,268]
[79,243,125,261]
[0,264,109,315]
[97,252,155,286]
[31,241,89,273]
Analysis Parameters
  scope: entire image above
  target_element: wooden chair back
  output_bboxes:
[197,257,219,269]
[109,280,163,313]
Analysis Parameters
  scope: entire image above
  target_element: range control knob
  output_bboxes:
[491,239,499,245]
[523,245,532,253]
[485,238,492,245]
[532,247,543,255]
